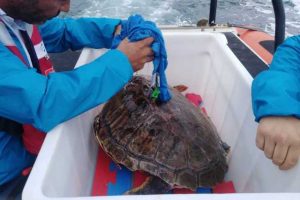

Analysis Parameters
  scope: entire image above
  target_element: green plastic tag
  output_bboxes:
[151,87,160,100]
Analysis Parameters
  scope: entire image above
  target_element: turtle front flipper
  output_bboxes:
[125,176,172,195]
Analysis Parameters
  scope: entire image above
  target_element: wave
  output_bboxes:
[68,0,300,35]
[291,0,300,13]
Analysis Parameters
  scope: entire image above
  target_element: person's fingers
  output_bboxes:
[272,144,289,166]
[141,47,154,57]
[140,37,154,47]
[148,50,154,57]
[117,38,129,50]
[264,137,276,159]
[256,132,265,150]
[136,64,145,71]
[144,56,154,63]
[279,146,299,170]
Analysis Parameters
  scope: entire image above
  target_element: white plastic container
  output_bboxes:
[22,30,300,200]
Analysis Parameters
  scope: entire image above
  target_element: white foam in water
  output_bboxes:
[69,0,299,36]
[80,0,176,24]
[292,0,300,14]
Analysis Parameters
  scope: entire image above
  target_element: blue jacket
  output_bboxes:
[0,17,133,185]
[252,36,300,121]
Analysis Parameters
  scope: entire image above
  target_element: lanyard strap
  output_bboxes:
[19,30,41,73]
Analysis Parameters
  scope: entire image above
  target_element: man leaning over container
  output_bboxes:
[252,36,300,170]
[0,0,154,198]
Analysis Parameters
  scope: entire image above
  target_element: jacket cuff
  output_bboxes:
[95,49,133,83]
[252,71,300,122]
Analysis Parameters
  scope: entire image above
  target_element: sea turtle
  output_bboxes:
[94,76,229,194]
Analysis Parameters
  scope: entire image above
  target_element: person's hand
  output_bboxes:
[256,116,300,170]
[117,37,154,72]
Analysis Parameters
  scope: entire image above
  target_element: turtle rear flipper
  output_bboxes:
[125,176,172,195]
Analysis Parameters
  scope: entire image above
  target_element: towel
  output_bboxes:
[112,14,171,102]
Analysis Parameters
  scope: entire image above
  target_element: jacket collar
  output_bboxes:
[0,8,27,31]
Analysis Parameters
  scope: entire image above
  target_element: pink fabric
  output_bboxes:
[185,93,203,107]
[213,181,236,193]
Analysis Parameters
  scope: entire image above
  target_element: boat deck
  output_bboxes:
[50,50,81,72]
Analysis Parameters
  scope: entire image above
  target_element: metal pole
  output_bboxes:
[272,0,285,51]
[209,0,217,26]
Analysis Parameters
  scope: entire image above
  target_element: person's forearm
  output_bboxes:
[39,17,121,53]
[0,48,132,132]
[252,36,300,121]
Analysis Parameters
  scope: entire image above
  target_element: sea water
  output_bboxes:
[65,0,299,36]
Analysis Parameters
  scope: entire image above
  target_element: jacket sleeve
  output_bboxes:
[251,36,300,122]
[0,43,133,132]
[38,17,121,52]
